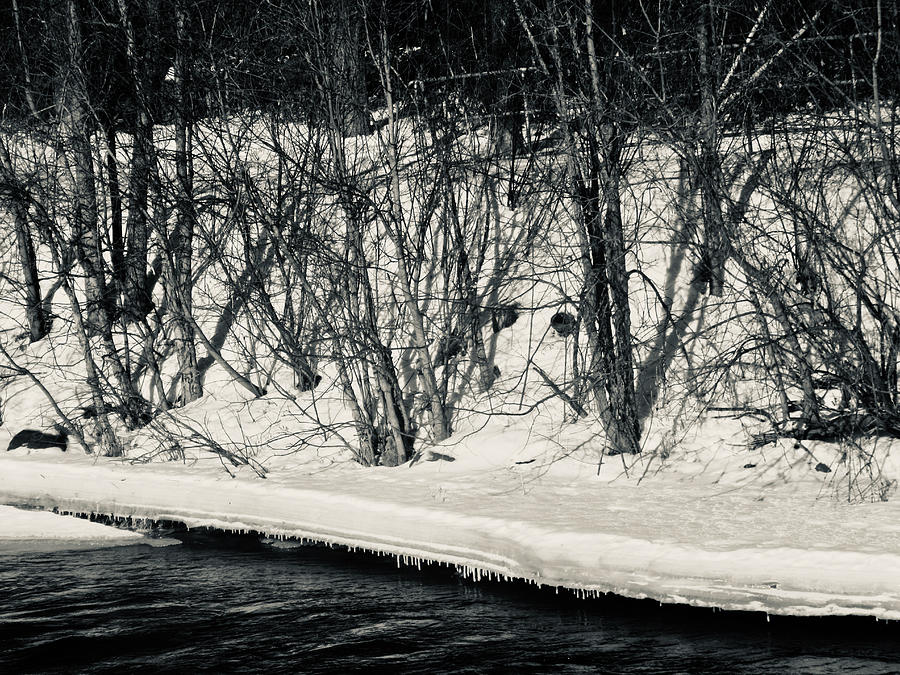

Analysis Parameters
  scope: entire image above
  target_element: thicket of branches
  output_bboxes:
[0,0,898,468]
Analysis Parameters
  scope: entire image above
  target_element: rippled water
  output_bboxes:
[1,533,899,673]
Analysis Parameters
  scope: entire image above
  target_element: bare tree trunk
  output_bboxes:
[385,146,449,442]
[59,0,111,333]
[333,196,413,464]
[169,0,202,404]
[442,151,496,392]
[333,340,378,466]
[13,208,46,342]
[0,142,47,342]
[333,0,370,136]
[116,0,154,319]
[735,253,822,427]
[352,209,414,463]
[124,114,153,315]
[106,124,125,289]
[11,0,39,118]
[575,133,640,454]
[578,143,614,415]
[57,274,126,456]
[579,0,640,453]
[359,20,448,441]
[697,1,726,296]
[601,130,641,454]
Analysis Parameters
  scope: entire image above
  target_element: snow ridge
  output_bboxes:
[3,453,900,620]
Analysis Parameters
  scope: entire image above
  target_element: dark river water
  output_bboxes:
[1,532,899,674]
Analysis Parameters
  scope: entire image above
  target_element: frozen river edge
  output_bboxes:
[2,453,900,620]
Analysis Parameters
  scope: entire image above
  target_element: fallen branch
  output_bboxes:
[531,364,588,418]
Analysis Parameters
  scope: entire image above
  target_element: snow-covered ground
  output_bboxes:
[3,420,900,619]
[0,504,151,552]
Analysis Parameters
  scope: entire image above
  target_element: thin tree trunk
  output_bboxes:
[116,0,154,319]
[0,142,47,341]
[352,208,413,462]
[106,125,125,287]
[56,273,126,456]
[444,159,496,392]
[124,113,153,316]
[334,0,369,137]
[170,0,201,404]
[601,131,641,454]
[11,0,39,118]
[579,144,614,415]
[584,1,640,453]
[12,202,46,342]
[697,2,726,296]
[380,39,449,442]
[60,0,111,333]
[333,339,377,465]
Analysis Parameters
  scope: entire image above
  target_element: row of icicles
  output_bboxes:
[59,509,613,599]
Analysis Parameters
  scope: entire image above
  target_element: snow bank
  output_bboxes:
[0,504,149,552]
[2,450,899,619]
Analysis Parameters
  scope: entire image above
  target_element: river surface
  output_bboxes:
[1,532,899,674]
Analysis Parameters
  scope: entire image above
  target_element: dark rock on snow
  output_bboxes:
[7,428,68,452]
[550,311,577,337]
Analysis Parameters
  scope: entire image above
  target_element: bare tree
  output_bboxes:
[0,138,47,342]
[165,0,202,405]
[116,0,157,319]
[516,0,642,454]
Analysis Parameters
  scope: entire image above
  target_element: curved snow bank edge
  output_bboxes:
[1,458,899,620]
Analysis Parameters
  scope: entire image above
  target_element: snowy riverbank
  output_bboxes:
[3,432,900,620]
